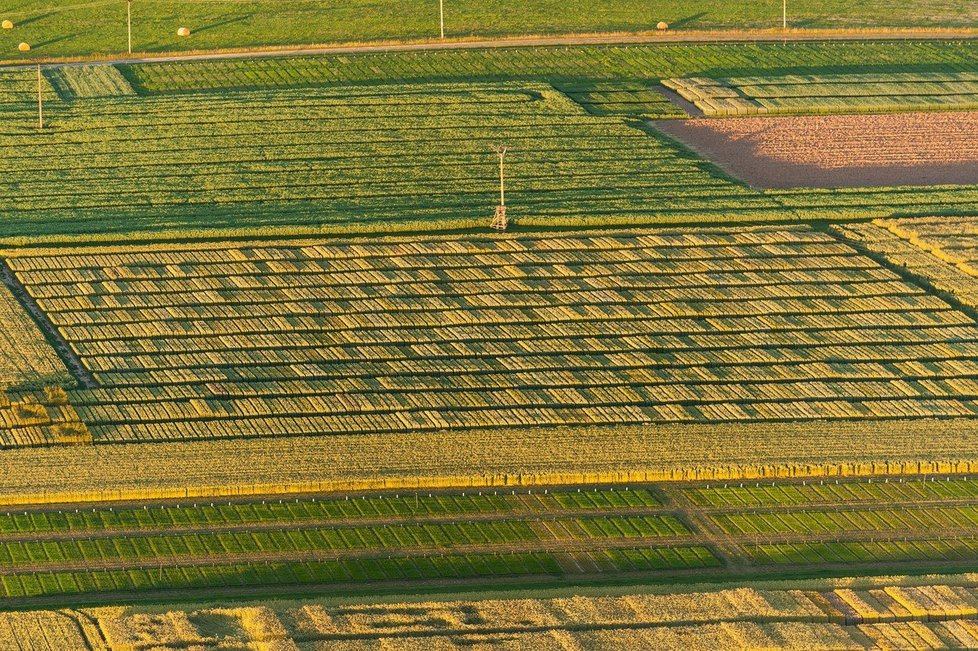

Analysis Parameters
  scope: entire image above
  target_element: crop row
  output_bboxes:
[714,506,978,536]
[750,538,978,566]
[685,477,978,508]
[0,545,718,599]
[121,42,978,94]
[83,399,978,443]
[664,73,978,116]
[0,515,692,569]
[0,488,660,535]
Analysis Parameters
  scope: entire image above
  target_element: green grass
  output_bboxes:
[0,512,691,570]
[713,506,978,535]
[122,42,978,94]
[684,477,978,508]
[749,539,978,565]
[0,489,661,535]
[0,545,720,599]
[2,0,978,60]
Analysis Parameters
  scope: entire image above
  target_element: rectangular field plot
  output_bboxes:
[0,82,778,239]
[656,111,978,189]
[663,73,978,117]
[684,477,978,508]
[8,225,978,443]
[838,216,978,311]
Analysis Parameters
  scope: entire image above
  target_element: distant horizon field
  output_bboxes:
[1,0,978,59]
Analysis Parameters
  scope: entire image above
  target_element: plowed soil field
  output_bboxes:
[656,111,978,188]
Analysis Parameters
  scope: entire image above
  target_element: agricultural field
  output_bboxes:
[2,0,978,60]
[836,216,978,310]
[655,111,978,188]
[0,476,975,605]
[122,41,978,94]
[3,226,978,445]
[664,72,978,116]
[20,576,978,649]
[0,80,789,239]
[3,17,978,650]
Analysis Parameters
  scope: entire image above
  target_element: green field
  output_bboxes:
[665,72,978,115]
[0,477,976,602]
[123,41,978,93]
[3,43,978,242]
[2,0,978,60]
[2,80,783,238]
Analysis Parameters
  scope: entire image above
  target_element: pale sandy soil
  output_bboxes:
[655,111,978,188]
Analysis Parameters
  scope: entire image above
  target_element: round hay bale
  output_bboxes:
[656,21,669,30]
[17,42,30,52]
[1,20,14,29]
[176,26,191,37]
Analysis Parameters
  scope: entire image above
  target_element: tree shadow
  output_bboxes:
[16,12,54,27]
[671,12,708,29]
[194,13,256,34]
[34,33,78,49]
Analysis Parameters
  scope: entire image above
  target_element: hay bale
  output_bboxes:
[1,20,13,29]
[176,26,191,37]
[657,21,669,30]
[17,42,30,52]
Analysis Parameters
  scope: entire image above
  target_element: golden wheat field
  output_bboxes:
[8,573,978,649]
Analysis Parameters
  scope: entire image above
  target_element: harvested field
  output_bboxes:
[7,225,978,446]
[655,111,978,188]
[13,573,978,648]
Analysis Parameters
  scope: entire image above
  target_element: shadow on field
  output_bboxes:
[34,34,78,49]
[671,13,708,29]
[195,14,257,34]
[15,12,53,27]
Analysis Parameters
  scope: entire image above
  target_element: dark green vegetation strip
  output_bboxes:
[0,547,720,599]
[0,488,662,535]
[3,0,978,59]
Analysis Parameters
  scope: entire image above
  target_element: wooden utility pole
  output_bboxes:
[490,147,508,230]
[36,63,43,130]
[127,0,132,54]
[439,0,445,39]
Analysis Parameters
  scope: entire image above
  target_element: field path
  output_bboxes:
[4,29,978,68]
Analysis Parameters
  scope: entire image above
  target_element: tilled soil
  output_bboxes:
[655,111,978,189]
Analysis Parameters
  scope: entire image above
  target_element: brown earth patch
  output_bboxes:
[655,111,978,189]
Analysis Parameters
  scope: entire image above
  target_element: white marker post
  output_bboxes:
[127,0,132,54]
[783,0,787,31]
[439,0,445,39]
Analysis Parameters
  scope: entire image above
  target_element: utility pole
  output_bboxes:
[127,0,132,54]
[36,63,43,130]
[439,0,445,39]
[783,0,787,31]
[498,147,506,207]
